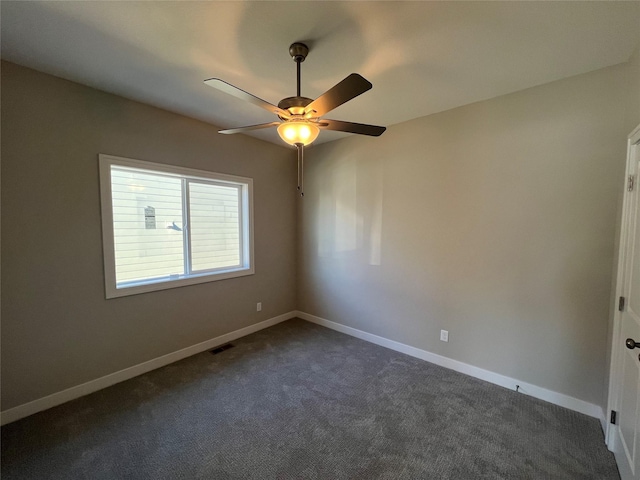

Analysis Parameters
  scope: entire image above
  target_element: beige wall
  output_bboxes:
[1,61,297,410]
[626,45,640,133]
[299,63,630,407]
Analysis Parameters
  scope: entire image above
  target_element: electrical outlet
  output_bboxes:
[256,302,262,312]
[440,330,449,342]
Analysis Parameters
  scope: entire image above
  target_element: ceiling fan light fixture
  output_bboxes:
[205,42,385,196]
[277,120,320,146]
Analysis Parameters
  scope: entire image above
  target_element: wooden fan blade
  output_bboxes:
[304,74,372,117]
[219,122,280,135]
[319,119,386,137]
[204,78,289,117]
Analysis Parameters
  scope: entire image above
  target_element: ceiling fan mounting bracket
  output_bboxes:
[289,42,309,63]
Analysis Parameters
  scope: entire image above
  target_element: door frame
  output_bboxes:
[606,123,640,449]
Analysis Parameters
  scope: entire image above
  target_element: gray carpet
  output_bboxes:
[1,318,619,479]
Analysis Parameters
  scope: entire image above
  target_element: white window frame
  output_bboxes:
[99,154,254,298]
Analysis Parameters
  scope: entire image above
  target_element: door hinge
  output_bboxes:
[629,175,636,192]
[611,410,617,425]
[619,296,626,312]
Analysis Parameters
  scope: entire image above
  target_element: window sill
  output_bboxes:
[105,266,255,299]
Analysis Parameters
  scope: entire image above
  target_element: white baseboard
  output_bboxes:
[0,311,297,425]
[297,311,605,422]
[2,310,607,429]
[600,414,609,440]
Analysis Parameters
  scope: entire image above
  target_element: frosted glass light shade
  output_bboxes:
[277,120,320,146]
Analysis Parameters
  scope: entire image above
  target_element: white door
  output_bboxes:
[611,127,640,480]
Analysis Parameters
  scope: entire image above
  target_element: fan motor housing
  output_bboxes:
[278,96,313,118]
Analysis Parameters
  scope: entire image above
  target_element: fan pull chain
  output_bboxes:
[296,143,304,197]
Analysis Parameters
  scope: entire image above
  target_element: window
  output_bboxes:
[99,154,253,298]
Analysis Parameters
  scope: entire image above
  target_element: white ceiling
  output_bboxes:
[2,1,639,145]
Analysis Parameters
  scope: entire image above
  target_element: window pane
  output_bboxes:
[111,168,184,285]
[189,182,240,272]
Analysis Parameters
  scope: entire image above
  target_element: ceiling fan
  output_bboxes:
[204,42,386,196]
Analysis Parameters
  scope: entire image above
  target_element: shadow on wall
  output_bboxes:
[311,152,384,267]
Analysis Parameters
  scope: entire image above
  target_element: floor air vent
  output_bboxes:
[210,343,234,355]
